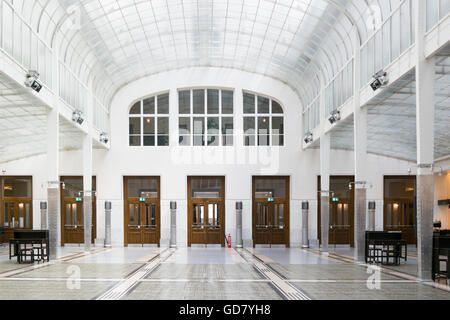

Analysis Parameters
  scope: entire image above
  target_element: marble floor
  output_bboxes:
[0,244,448,300]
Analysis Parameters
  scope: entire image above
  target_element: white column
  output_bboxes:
[415,0,435,281]
[83,87,94,252]
[47,50,60,259]
[353,27,367,262]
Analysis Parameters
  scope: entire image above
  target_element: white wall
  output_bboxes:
[0,67,418,247]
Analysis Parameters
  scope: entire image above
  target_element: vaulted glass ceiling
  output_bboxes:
[9,0,405,109]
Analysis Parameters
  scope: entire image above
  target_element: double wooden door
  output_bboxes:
[60,177,96,245]
[187,176,225,247]
[189,200,224,245]
[253,200,287,246]
[126,200,160,245]
[124,177,161,246]
[252,176,290,247]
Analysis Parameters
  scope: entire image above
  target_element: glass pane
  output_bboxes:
[207,117,219,134]
[272,100,283,114]
[258,96,270,114]
[193,89,205,114]
[215,204,219,227]
[65,204,71,225]
[221,90,234,114]
[193,135,205,146]
[129,117,141,135]
[243,93,255,114]
[179,90,191,114]
[330,177,352,199]
[127,178,159,198]
[223,135,234,146]
[244,117,255,135]
[130,101,141,114]
[129,204,135,225]
[255,178,287,198]
[158,117,169,134]
[72,204,77,226]
[279,204,284,227]
[384,177,416,199]
[179,135,191,146]
[207,89,219,114]
[25,203,31,229]
[207,136,219,146]
[191,177,222,198]
[257,203,262,226]
[129,136,141,146]
[258,117,269,134]
[272,135,284,146]
[151,204,156,227]
[145,204,150,226]
[193,117,205,134]
[158,135,169,146]
[144,117,155,134]
[157,93,169,114]
[179,117,191,134]
[222,117,233,135]
[273,205,278,227]
[208,203,214,226]
[143,97,155,114]
[272,117,284,134]
[244,135,255,146]
[200,205,204,225]
[62,178,83,197]
[144,136,155,146]
[3,177,32,197]
[193,204,198,226]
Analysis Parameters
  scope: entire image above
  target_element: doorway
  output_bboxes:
[318,176,355,247]
[187,176,225,247]
[1,176,33,242]
[60,176,97,245]
[124,177,161,246]
[384,176,417,244]
[252,176,290,247]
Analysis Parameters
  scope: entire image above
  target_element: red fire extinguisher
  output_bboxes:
[227,234,231,248]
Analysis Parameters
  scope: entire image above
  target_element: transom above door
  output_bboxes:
[187,176,225,247]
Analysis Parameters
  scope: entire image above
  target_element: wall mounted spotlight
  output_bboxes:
[100,132,109,144]
[328,110,341,124]
[370,70,389,91]
[72,110,84,125]
[24,70,42,93]
[304,132,313,144]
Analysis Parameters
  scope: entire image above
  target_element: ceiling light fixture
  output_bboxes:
[370,70,389,91]
[24,70,42,93]
[72,110,85,125]
[304,132,313,144]
[328,110,341,125]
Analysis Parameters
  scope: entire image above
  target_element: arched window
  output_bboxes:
[243,92,284,146]
[129,93,169,146]
[178,89,234,146]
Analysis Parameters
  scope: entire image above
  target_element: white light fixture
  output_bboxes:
[328,110,341,124]
[370,70,389,91]
[72,110,84,125]
[24,70,42,93]
[100,132,109,144]
[304,132,313,144]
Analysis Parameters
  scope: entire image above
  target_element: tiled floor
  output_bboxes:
[0,245,448,300]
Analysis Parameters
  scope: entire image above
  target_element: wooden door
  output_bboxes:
[60,176,96,246]
[384,176,417,244]
[252,176,290,247]
[317,176,355,247]
[187,177,225,247]
[124,177,161,246]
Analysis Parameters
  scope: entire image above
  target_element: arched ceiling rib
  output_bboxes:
[10,0,401,109]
